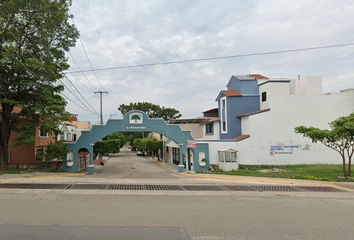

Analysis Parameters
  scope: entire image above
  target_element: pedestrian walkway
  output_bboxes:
[1,153,354,192]
[0,171,85,179]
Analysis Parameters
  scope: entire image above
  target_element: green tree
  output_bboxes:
[44,141,69,171]
[118,102,182,121]
[102,132,126,148]
[295,113,354,177]
[133,138,142,151]
[0,0,79,171]
[93,139,121,162]
[126,132,145,148]
[139,137,163,160]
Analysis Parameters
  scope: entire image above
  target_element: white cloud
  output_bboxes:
[64,0,354,123]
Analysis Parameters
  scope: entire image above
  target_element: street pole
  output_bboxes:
[94,91,108,125]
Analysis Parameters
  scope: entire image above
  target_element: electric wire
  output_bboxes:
[67,42,354,74]
[64,75,100,115]
[68,9,118,113]
[67,51,99,91]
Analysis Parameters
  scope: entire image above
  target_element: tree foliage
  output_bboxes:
[102,132,126,149]
[44,141,69,171]
[133,138,142,151]
[294,113,354,177]
[118,102,182,121]
[0,0,79,170]
[93,139,121,160]
[135,137,163,160]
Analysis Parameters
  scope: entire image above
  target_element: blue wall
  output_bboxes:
[220,96,260,139]
[218,76,260,140]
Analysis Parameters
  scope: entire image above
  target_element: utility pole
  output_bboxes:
[94,91,108,125]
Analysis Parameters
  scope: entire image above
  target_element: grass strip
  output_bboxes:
[207,165,354,182]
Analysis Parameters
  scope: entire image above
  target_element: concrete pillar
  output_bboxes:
[88,144,94,174]
[178,144,185,173]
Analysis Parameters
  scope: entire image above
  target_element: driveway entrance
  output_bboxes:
[89,147,179,180]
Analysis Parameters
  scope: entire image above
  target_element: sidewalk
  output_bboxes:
[0,171,85,179]
[1,156,354,192]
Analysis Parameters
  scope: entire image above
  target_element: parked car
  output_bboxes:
[127,145,131,149]
[136,150,144,156]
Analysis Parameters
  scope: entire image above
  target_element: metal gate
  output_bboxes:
[78,154,89,171]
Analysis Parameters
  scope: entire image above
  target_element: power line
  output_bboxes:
[68,10,118,112]
[64,75,100,115]
[67,42,354,74]
[67,51,99,91]
[66,70,96,93]
[69,10,106,91]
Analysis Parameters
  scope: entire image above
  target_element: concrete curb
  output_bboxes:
[0,173,86,180]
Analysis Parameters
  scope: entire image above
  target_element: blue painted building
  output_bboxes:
[215,75,261,140]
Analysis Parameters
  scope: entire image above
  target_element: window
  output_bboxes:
[218,150,237,162]
[206,124,213,134]
[35,147,45,162]
[39,128,48,137]
[222,99,226,109]
[59,133,65,141]
[262,91,267,102]
[223,122,226,131]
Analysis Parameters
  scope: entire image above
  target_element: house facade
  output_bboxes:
[165,74,354,171]
[5,107,56,168]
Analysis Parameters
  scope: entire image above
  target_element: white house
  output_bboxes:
[166,74,354,171]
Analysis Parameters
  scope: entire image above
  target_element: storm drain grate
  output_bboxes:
[69,184,110,190]
[144,185,183,191]
[296,186,346,192]
[251,185,302,192]
[0,183,71,189]
[107,184,145,190]
[181,185,224,191]
[222,185,258,191]
[0,183,348,192]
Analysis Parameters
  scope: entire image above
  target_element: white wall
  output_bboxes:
[241,117,250,135]
[197,141,240,165]
[259,81,290,109]
[237,92,354,165]
[200,121,220,140]
[179,124,203,139]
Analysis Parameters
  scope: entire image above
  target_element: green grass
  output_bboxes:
[208,165,354,182]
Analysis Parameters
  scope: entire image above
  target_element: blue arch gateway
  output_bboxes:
[63,111,209,174]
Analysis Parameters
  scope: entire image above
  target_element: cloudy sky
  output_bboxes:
[64,0,354,124]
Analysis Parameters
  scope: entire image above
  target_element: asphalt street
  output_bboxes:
[1,147,354,239]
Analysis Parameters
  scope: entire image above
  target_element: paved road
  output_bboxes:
[0,190,354,239]
[89,147,179,180]
[2,148,354,239]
